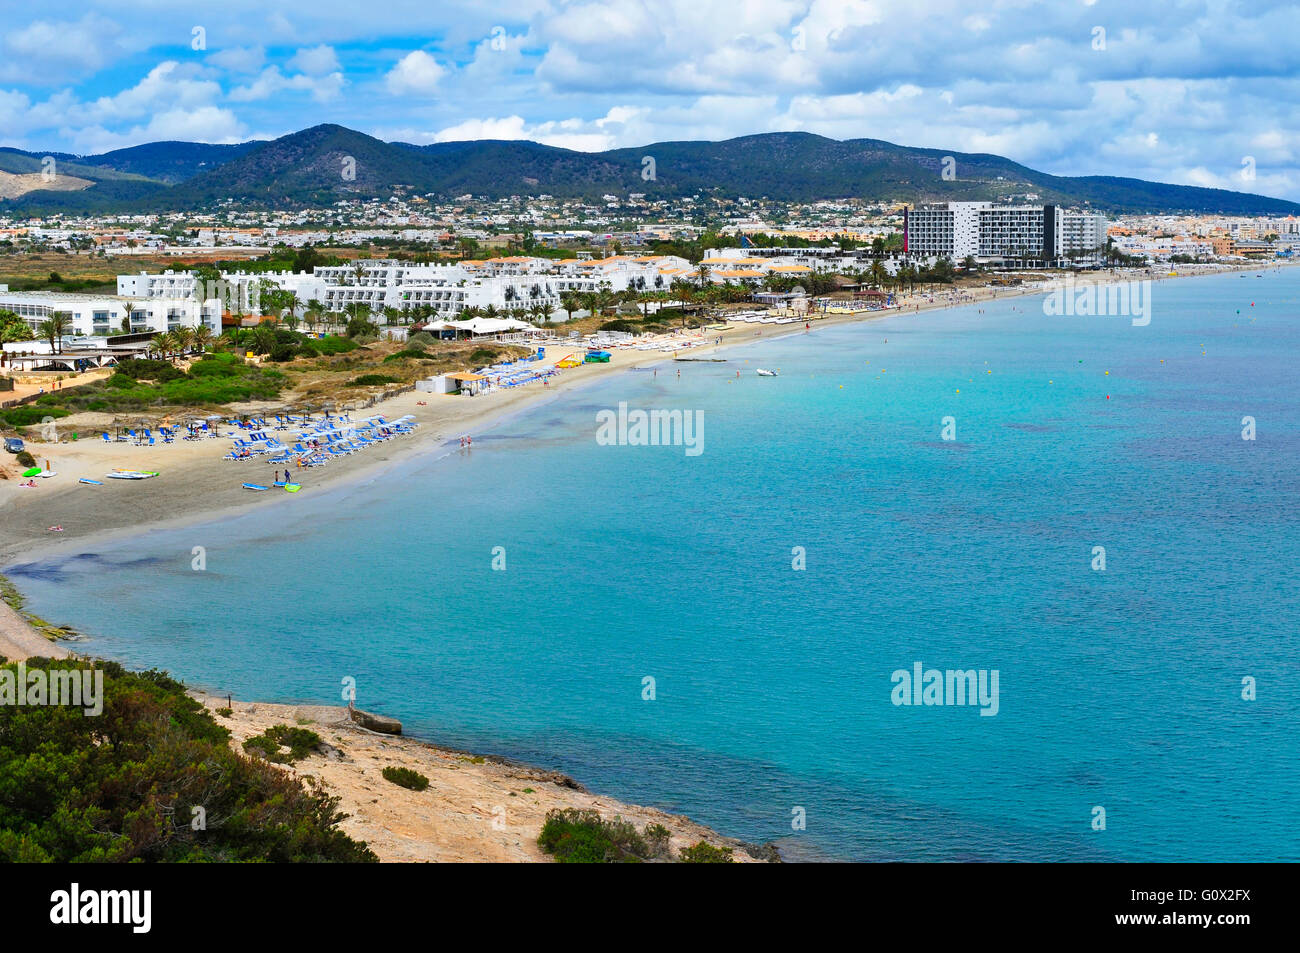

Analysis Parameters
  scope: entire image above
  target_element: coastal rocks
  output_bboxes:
[349,704,402,735]
[506,766,587,792]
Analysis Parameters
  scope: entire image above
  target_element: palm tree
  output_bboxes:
[193,325,213,354]
[172,326,195,355]
[693,262,711,288]
[38,311,69,354]
[121,301,136,335]
[559,293,582,322]
[670,278,693,310]
[150,332,176,360]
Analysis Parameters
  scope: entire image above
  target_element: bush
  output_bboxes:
[0,406,69,427]
[407,332,434,349]
[114,358,184,382]
[382,766,429,791]
[242,724,323,764]
[383,349,435,363]
[0,659,374,862]
[313,336,358,356]
[599,320,639,333]
[537,809,649,863]
[15,451,35,468]
[644,823,672,858]
[347,374,400,387]
[345,317,379,339]
[679,841,735,863]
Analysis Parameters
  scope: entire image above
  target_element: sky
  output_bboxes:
[1,0,1298,199]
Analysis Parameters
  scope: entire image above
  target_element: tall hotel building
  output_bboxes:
[905,202,1107,262]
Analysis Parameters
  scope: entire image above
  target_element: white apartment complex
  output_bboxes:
[906,203,1108,262]
[0,289,221,338]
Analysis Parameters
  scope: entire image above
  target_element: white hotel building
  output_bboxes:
[0,289,221,339]
[906,203,1108,263]
[310,255,693,318]
[110,257,693,324]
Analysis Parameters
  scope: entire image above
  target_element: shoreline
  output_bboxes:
[0,259,1285,860]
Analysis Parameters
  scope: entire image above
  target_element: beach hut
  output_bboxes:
[444,372,488,396]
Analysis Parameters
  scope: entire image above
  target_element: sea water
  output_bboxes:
[9,269,1300,861]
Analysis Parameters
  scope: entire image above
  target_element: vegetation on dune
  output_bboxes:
[0,657,376,862]
[20,351,286,416]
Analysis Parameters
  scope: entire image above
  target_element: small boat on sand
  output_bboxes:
[242,483,270,491]
[756,368,778,377]
[106,470,158,480]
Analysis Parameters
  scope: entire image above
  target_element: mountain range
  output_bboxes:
[2,124,1296,216]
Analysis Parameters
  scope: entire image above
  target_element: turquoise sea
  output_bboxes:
[9,269,1300,861]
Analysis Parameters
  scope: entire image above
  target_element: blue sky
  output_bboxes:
[2,0,1298,199]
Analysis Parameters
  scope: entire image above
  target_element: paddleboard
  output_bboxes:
[285,483,301,492]
[21,467,41,477]
[242,483,269,491]
[78,478,103,485]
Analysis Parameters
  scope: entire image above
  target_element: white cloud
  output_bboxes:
[288,45,341,76]
[2,14,124,82]
[207,46,266,75]
[66,107,248,154]
[385,51,447,96]
[229,66,345,103]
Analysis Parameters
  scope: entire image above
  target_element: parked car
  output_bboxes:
[3,437,24,454]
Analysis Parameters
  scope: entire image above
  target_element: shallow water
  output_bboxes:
[11,269,1300,860]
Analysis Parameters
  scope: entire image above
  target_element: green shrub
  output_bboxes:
[537,809,649,863]
[382,766,430,791]
[407,332,434,349]
[242,724,323,764]
[382,349,435,362]
[313,336,358,355]
[0,659,374,862]
[347,374,400,387]
[0,406,69,427]
[644,823,672,858]
[345,317,379,339]
[15,451,35,468]
[599,320,638,333]
[114,358,184,382]
[679,841,735,863]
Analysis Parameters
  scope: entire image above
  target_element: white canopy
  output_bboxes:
[449,317,534,335]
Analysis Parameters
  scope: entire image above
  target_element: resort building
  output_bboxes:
[0,289,221,338]
[906,203,1108,263]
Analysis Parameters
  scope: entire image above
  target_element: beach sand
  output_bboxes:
[0,596,71,662]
